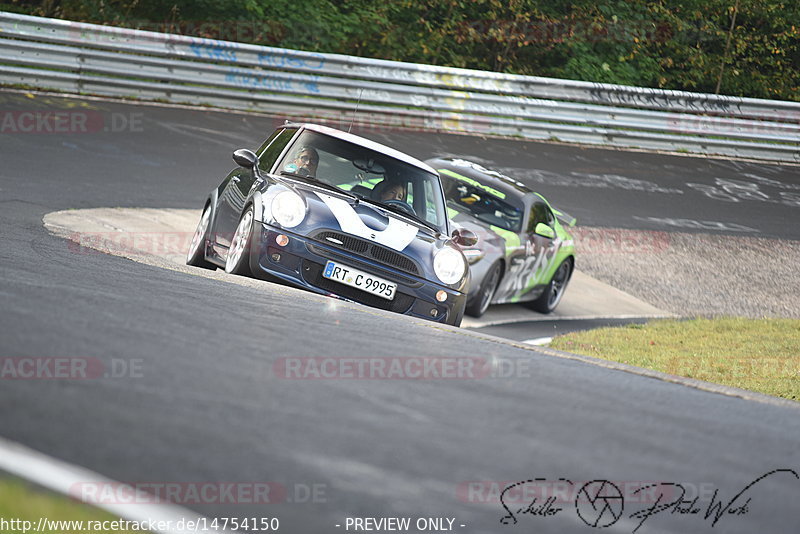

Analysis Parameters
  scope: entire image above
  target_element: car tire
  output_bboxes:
[465,261,501,318]
[186,204,217,270]
[529,259,572,314]
[225,206,255,276]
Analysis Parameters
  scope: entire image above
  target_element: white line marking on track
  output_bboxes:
[523,337,553,346]
[0,435,221,533]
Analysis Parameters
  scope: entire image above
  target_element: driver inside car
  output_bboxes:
[286,146,319,177]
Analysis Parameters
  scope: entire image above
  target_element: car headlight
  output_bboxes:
[271,190,306,228]
[434,246,467,285]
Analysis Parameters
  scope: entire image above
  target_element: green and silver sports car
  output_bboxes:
[426,157,576,318]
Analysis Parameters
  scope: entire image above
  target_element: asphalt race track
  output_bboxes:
[1,90,799,533]
[40,207,670,329]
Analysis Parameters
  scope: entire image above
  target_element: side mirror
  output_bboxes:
[452,228,478,247]
[233,149,259,169]
[534,223,555,239]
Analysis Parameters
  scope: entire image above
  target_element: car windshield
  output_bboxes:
[439,168,524,232]
[276,130,447,233]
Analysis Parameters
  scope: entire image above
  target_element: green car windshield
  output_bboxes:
[439,169,524,232]
[277,131,447,233]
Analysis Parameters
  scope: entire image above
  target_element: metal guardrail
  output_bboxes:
[1,12,798,162]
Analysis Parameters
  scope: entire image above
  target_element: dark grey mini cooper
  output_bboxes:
[187,123,477,326]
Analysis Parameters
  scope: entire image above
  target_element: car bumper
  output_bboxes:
[249,224,466,326]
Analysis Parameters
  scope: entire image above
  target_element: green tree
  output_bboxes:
[5,0,798,101]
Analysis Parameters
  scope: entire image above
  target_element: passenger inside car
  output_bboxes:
[371,178,408,202]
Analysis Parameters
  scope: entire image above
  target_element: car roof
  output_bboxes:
[425,157,534,200]
[285,123,437,175]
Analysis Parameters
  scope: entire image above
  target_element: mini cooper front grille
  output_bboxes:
[306,245,421,287]
[320,232,369,254]
[370,245,418,274]
[313,231,421,276]
[302,260,415,313]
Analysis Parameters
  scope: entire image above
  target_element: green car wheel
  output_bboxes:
[529,259,572,314]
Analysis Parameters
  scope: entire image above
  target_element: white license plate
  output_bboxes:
[322,261,397,300]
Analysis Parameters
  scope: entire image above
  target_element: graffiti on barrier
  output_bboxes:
[225,69,320,93]
[589,85,743,114]
[188,38,238,62]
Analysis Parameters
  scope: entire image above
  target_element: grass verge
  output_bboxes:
[0,476,147,533]
[548,317,800,401]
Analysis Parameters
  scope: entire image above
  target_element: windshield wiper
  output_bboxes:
[279,170,317,181]
[362,198,440,234]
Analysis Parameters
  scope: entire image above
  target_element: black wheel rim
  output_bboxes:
[479,265,500,315]
[547,262,569,309]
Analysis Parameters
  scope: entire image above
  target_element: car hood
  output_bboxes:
[258,179,463,286]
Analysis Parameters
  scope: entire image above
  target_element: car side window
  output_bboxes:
[422,179,444,227]
[527,201,554,233]
[257,128,296,173]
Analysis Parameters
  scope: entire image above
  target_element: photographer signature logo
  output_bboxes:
[498,469,798,532]
[575,480,624,528]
